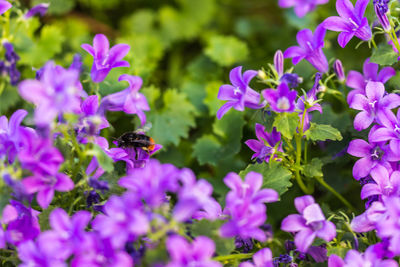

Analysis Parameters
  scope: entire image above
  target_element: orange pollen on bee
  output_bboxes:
[148,137,156,151]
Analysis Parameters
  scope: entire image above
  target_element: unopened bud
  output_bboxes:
[333,59,345,82]
[274,50,284,77]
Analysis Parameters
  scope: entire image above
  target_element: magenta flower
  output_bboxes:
[370,109,400,155]
[296,75,323,129]
[245,124,283,163]
[0,109,29,164]
[323,0,372,48]
[239,248,273,267]
[24,3,49,18]
[346,58,395,104]
[166,235,222,267]
[217,66,264,119]
[278,0,328,18]
[328,247,398,267]
[18,61,82,126]
[347,126,399,180]
[92,192,149,249]
[81,34,130,83]
[17,238,67,267]
[101,74,150,125]
[284,25,329,73]
[0,1,11,15]
[22,172,74,209]
[351,200,386,233]
[220,172,278,241]
[281,195,336,253]
[262,82,297,113]
[361,167,400,199]
[333,59,345,82]
[349,81,400,131]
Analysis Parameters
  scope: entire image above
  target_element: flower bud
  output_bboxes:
[257,70,267,80]
[333,59,345,82]
[374,4,391,32]
[274,50,284,77]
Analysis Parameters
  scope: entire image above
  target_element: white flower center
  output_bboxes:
[277,97,290,110]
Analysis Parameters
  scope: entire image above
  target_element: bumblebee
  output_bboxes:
[116,131,156,153]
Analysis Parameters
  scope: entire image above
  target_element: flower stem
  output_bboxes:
[315,176,356,212]
[389,21,400,56]
[213,253,253,262]
[370,38,378,49]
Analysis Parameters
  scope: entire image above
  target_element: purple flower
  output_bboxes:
[262,82,297,113]
[280,73,302,88]
[38,208,91,260]
[5,200,40,246]
[24,3,49,18]
[0,109,28,163]
[272,50,302,88]
[374,3,391,32]
[296,75,323,129]
[1,42,21,85]
[245,124,283,163]
[173,169,221,222]
[18,61,82,126]
[278,0,328,18]
[349,81,400,131]
[118,159,179,208]
[22,172,74,209]
[361,167,400,199]
[239,248,273,267]
[328,246,398,267]
[351,200,386,233]
[323,0,372,48]
[0,0,11,15]
[333,59,345,82]
[347,126,399,180]
[346,58,396,104]
[274,50,284,78]
[92,192,149,249]
[281,195,336,253]
[101,74,150,125]
[284,25,329,73]
[220,172,278,241]
[374,0,389,13]
[369,109,400,155]
[17,238,67,267]
[217,66,264,119]
[166,235,222,267]
[81,34,130,83]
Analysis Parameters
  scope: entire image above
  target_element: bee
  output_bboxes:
[116,123,155,153]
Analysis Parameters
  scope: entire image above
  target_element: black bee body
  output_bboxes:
[116,132,155,152]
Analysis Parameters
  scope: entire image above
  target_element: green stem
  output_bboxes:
[389,21,400,56]
[370,38,378,50]
[213,253,253,262]
[315,176,356,212]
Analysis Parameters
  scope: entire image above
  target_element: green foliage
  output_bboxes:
[38,206,56,231]
[239,161,293,196]
[205,36,249,67]
[190,219,235,256]
[370,45,398,66]
[147,89,197,147]
[86,144,114,173]
[32,0,75,15]
[272,112,299,139]
[0,86,20,114]
[192,135,222,166]
[204,81,223,116]
[303,158,323,178]
[305,123,343,142]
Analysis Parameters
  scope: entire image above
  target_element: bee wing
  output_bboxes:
[135,122,152,133]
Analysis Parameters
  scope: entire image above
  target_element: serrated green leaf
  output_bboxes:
[272,112,298,139]
[192,135,222,166]
[327,247,350,258]
[213,111,245,155]
[205,36,249,67]
[303,158,323,178]
[147,89,197,147]
[370,45,398,66]
[239,162,293,196]
[204,81,223,116]
[305,123,343,142]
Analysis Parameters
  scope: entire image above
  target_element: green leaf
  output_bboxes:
[370,45,398,66]
[205,36,249,67]
[87,144,114,173]
[204,81,223,116]
[38,206,56,231]
[303,158,323,178]
[304,123,343,142]
[192,135,222,166]
[239,161,293,196]
[272,112,298,139]
[0,85,20,114]
[33,0,75,15]
[213,111,245,155]
[327,247,350,258]
[190,220,235,255]
[147,89,197,147]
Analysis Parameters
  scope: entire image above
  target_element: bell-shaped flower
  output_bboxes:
[323,0,372,48]
[281,195,336,253]
[81,34,130,83]
[346,58,395,104]
[328,247,398,267]
[351,200,386,233]
[278,0,328,18]
[262,82,297,113]
[245,124,282,163]
[217,66,264,119]
[349,81,400,131]
[166,235,222,267]
[284,25,329,73]
[370,109,400,156]
[361,167,400,200]
[239,248,273,267]
[0,1,11,15]
[100,74,149,125]
[24,3,49,18]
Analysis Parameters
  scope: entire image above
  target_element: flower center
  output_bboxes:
[348,18,359,30]
[371,147,384,161]
[42,176,57,186]
[277,97,290,111]
[306,41,314,52]
[233,87,241,95]
[383,184,394,195]
[395,124,400,133]
[309,221,324,231]
[369,100,377,109]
